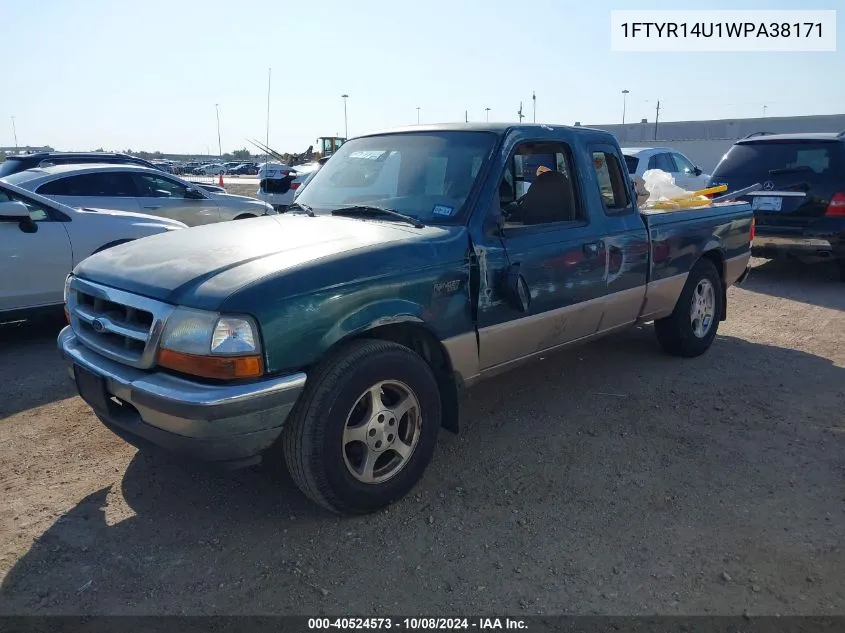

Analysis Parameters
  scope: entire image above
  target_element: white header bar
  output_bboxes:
[611,10,836,52]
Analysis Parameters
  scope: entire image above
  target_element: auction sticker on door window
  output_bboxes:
[751,196,783,211]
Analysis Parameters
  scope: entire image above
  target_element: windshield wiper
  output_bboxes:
[769,166,813,176]
[331,205,425,228]
[286,201,314,216]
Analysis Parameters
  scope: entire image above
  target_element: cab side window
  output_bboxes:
[498,142,583,228]
[592,151,633,215]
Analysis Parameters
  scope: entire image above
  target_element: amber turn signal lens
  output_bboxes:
[158,349,263,380]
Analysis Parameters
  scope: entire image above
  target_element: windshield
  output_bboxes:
[294,131,497,224]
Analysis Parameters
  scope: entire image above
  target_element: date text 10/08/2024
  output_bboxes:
[307,618,528,630]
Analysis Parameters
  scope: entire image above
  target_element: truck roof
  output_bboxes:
[355,122,611,138]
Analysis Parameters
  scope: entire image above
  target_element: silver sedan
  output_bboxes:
[3,163,275,226]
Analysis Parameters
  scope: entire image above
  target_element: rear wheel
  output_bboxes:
[281,339,441,514]
[838,259,845,282]
[654,258,723,358]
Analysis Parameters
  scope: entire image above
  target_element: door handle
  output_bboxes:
[583,242,602,257]
[143,206,161,210]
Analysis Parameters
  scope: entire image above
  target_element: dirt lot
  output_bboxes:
[1,258,843,615]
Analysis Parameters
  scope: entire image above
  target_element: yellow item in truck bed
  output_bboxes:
[650,195,713,210]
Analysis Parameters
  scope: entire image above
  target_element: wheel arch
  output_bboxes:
[699,247,727,321]
[92,238,133,254]
[320,314,461,434]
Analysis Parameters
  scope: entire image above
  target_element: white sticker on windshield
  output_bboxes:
[432,204,454,217]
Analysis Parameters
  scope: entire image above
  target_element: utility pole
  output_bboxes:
[215,104,222,158]
[465,110,468,123]
[417,106,421,124]
[621,89,629,124]
[341,94,349,138]
[10,116,18,151]
[517,102,524,123]
[265,68,271,151]
[485,107,490,122]
[653,100,661,140]
[532,91,536,123]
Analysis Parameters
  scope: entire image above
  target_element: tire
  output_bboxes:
[281,339,441,514]
[654,258,723,358]
[838,259,845,283]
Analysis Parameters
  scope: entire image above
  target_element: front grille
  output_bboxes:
[67,277,174,369]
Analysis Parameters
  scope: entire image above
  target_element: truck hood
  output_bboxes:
[73,214,459,308]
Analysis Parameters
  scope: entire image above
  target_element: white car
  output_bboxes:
[4,164,274,227]
[0,179,185,322]
[621,147,711,192]
[195,163,226,176]
[257,161,323,210]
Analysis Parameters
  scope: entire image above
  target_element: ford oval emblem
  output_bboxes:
[763,181,775,191]
[91,318,106,333]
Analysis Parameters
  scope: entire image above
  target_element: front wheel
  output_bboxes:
[654,258,723,358]
[281,339,441,514]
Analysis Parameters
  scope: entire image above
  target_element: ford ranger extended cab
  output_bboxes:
[58,124,753,514]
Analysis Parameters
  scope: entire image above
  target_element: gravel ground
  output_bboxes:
[1,258,843,615]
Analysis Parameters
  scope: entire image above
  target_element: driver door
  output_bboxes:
[0,190,73,312]
[472,140,610,370]
[131,173,221,226]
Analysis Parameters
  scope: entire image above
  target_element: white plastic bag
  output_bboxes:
[642,169,689,207]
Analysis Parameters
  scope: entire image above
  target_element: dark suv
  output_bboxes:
[0,152,160,179]
[708,132,845,281]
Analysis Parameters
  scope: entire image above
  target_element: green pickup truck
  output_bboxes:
[58,123,753,514]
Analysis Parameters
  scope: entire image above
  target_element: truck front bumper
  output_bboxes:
[58,327,306,468]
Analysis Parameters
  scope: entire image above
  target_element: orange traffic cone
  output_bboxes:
[218,173,224,188]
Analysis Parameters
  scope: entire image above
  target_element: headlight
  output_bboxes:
[158,307,263,380]
[63,275,73,303]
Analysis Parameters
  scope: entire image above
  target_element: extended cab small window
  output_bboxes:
[498,142,584,228]
[592,151,632,215]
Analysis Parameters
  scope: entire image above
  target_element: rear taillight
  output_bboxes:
[750,217,755,241]
[290,182,301,191]
[825,192,845,217]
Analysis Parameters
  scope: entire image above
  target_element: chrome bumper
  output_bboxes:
[58,327,306,465]
[752,235,834,253]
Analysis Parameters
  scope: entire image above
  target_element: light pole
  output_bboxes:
[10,116,18,151]
[341,94,349,138]
[215,103,222,158]
[621,89,630,124]
[485,107,490,122]
[416,107,421,124]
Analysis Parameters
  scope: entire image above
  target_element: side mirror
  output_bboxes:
[693,166,703,176]
[185,188,205,199]
[503,263,531,313]
[0,201,37,233]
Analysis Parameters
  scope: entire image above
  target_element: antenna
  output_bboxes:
[517,102,524,123]
[532,91,536,123]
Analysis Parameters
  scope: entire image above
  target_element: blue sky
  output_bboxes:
[2,0,842,154]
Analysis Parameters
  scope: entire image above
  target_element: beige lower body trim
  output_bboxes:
[637,272,688,323]
[724,252,751,286]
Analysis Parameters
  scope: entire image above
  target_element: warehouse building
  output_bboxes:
[579,113,845,172]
